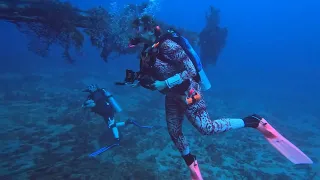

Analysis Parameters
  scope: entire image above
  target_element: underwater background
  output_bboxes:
[0,0,319,179]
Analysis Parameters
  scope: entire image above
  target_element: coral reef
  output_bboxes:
[0,0,227,66]
[0,0,87,63]
[0,68,318,179]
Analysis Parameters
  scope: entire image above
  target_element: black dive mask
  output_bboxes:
[129,37,141,48]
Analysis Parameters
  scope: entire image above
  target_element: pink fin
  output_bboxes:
[257,118,313,164]
[188,160,203,180]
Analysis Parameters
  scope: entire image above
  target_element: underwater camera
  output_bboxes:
[115,69,138,85]
[114,69,156,90]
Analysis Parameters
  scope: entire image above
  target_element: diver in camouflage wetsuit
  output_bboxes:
[127,15,270,179]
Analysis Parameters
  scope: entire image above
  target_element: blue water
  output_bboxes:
[0,0,319,179]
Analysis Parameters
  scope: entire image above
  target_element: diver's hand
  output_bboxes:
[82,99,96,108]
[152,80,167,91]
[131,82,140,88]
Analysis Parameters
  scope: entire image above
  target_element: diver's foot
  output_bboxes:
[243,114,276,138]
[243,114,263,128]
[114,138,120,145]
[183,154,203,180]
[125,118,135,125]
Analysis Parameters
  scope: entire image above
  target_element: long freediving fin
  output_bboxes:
[89,143,119,157]
[257,118,313,164]
[131,120,154,129]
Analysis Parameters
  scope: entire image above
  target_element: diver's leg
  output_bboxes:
[106,117,120,143]
[115,122,125,127]
[165,96,203,179]
[114,118,139,127]
[182,92,248,180]
[186,98,314,164]
[165,95,188,155]
[185,98,245,135]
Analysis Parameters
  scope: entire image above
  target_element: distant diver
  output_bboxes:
[81,84,153,157]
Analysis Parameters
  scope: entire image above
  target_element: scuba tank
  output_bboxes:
[152,29,212,91]
[173,32,212,91]
[104,90,122,113]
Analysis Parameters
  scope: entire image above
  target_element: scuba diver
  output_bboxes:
[123,15,313,179]
[82,84,153,157]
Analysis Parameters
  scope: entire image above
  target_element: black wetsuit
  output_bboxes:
[87,89,114,123]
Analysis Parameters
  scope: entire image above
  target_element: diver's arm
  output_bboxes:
[161,39,197,88]
[132,71,142,87]
[82,99,96,108]
[131,81,141,88]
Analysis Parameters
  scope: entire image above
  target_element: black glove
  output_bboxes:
[124,69,138,84]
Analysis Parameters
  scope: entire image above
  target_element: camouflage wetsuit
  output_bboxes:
[140,39,242,156]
